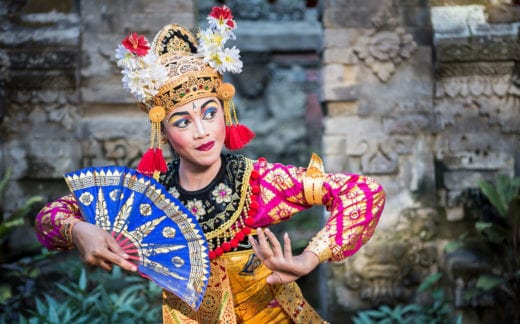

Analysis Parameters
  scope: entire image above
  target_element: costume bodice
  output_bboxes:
[161,154,254,252]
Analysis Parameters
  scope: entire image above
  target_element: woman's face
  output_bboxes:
[162,96,225,170]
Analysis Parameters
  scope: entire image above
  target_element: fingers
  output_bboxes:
[266,272,283,285]
[256,228,272,257]
[283,232,292,259]
[264,228,282,257]
[106,233,129,259]
[102,249,137,272]
[74,223,137,272]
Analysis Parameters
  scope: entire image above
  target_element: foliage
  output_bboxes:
[0,166,46,320]
[1,167,162,323]
[445,174,520,322]
[352,273,462,324]
[1,252,162,324]
[22,266,162,323]
[0,167,43,246]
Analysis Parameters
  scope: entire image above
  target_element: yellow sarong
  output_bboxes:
[162,250,326,323]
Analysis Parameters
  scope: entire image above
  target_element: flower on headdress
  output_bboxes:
[115,33,168,103]
[208,5,235,31]
[122,32,150,56]
[197,5,242,74]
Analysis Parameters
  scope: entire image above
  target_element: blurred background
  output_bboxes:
[1,0,519,323]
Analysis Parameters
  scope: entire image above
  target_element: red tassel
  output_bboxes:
[137,148,168,176]
[153,148,168,173]
[137,148,155,175]
[225,124,255,150]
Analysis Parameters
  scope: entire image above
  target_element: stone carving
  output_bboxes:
[330,207,440,308]
[104,139,144,167]
[4,89,79,132]
[353,28,417,82]
[199,0,306,21]
[436,37,520,63]
[435,62,516,98]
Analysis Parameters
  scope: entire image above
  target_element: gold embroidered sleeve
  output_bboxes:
[303,173,386,263]
[35,194,84,250]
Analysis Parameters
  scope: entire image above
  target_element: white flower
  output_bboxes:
[197,28,228,52]
[197,6,242,75]
[218,46,242,74]
[115,45,139,70]
[115,43,169,103]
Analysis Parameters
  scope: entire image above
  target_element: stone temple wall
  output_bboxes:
[1,0,519,322]
[321,0,519,322]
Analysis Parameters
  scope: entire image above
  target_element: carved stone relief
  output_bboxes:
[199,0,307,21]
[353,28,418,83]
[330,207,440,310]
[4,89,80,134]
[351,1,417,83]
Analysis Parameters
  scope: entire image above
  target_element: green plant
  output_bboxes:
[16,263,162,323]
[0,167,43,245]
[445,174,520,322]
[0,166,47,321]
[352,273,462,324]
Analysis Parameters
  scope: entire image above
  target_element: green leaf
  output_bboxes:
[78,268,87,291]
[0,167,11,194]
[363,310,386,319]
[463,287,480,300]
[444,241,463,253]
[10,196,44,220]
[476,274,504,291]
[35,297,46,314]
[475,222,508,244]
[478,179,507,217]
[417,272,443,293]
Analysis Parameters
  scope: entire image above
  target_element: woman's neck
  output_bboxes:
[178,157,222,191]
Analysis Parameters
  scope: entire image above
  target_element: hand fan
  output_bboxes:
[64,165,209,310]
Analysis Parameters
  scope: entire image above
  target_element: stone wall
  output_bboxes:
[1,0,519,322]
[321,0,519,322]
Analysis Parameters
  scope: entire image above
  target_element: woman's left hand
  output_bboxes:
[249,227,320,285]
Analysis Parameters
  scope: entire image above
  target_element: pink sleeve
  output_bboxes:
[35,194,84,250]
[250,158,386,263]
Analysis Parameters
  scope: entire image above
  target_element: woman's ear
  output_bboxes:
[160,131,169,144]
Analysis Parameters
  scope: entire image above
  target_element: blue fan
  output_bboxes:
[64,166,209,310]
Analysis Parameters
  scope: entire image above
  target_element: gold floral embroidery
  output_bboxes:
[212,183,232,204]
[186,199,206,220]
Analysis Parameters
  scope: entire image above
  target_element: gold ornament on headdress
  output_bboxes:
[115,6,255,179]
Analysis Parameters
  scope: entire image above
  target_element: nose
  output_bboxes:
[193,118,210,140]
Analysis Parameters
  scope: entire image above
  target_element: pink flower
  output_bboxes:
[122,33,150,56]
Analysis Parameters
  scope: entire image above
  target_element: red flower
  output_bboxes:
[122,32,150,56]
[209,5,235,28]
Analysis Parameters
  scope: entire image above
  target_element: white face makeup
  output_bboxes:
[162,96,226,171]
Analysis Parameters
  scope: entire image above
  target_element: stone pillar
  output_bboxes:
[0,0,83,213]
[321,0,437,320]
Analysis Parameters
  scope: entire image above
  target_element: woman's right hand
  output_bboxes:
[71,222,137,272]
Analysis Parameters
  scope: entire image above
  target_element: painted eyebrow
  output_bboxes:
[167,99,218,123]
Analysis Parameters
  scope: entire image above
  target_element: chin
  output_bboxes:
[191,150,222,167]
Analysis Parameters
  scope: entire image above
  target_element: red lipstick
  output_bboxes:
[196,141,215,151]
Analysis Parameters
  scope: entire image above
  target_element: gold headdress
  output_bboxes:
[115,6,255,180]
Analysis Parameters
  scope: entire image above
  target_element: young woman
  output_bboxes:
[35,7,385,323]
